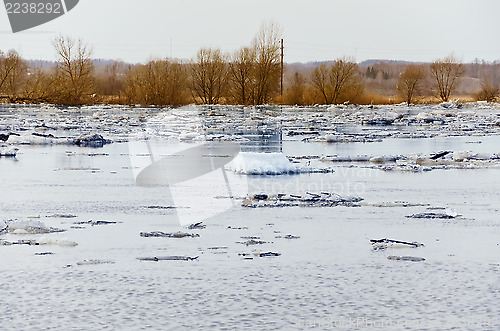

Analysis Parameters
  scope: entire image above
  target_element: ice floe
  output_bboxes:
[139,231,200,238]
[137,256,199,261]
[0,144,18,156]
[1,219,65,234]
[242,192,363,208]
[315,150,500,172]
[229,152,301,175]
[238,251,281,259]
[406,211,459,219]
[2,102,500,146]
[77,259,115,265]
[371,238,425,250]
[0,238,77,247]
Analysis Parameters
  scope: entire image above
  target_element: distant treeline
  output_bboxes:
[1,24,499,106]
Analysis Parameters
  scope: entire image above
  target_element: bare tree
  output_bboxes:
[52,35,95,105]
[0,51,15,92]
[311,64,333,104]
[284,72,306,105]
[311,59,362,104]
[98,61,125,97]
[329,57,361,104]
[252,21,282,105]
[21,66,53,102]
[397,64,426,105]
[476,76,499,102]
[165,60,189,106]
[125,59,188,106]
[430,55,465,102]
[0,50,28,101]
[189,48,228,104]
[228,47,255,105]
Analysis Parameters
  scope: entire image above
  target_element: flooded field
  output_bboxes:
[1,103,500,330]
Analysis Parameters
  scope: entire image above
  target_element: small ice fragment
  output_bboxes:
[445,207,458,218]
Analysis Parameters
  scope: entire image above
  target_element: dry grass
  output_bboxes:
[355,92,399,105]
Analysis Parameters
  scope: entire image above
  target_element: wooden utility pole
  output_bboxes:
[280,38,284,96]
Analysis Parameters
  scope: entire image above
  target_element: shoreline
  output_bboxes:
[0,96,493,109]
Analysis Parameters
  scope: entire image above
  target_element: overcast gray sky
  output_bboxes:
[1,0,499,63]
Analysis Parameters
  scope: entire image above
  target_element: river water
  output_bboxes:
[1,105,500,330]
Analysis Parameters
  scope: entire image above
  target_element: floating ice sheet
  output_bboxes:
[229,152,301,175]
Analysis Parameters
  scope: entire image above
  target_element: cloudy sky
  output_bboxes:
[1,0,499,63]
